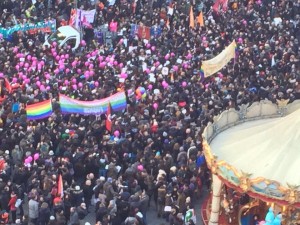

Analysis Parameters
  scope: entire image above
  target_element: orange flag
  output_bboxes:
[106,102,112,132]
[198,11,204,27]
[57,174,64,198]
[189,6,195,29]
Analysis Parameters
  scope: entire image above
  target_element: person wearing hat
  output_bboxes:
[70,185,84,207]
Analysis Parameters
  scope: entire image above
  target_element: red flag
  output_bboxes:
[4,78,12,94]
[57,174,64,198]
[138,26,151,40]
[106,102,112,132]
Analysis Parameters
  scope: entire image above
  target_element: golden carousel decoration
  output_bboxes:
[202,100,300,225]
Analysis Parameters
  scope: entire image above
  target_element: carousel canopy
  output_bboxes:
[210,108,300,186]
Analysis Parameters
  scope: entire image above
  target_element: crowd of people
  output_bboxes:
[0,0,299,225]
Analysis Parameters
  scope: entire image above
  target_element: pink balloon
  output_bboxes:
[119,63,123,68]
[45,74,50,79]
[15,65,20,70]
[91,52,96,56]
[72,61,77,68]
[36,81,41,86]
[24,158,30,164]
[59,64,65,70]
[20,62,24,67]
[120,73,128,79]
[27,156,33,163]
[145,68,150,74]
[37,64,42,70]
[98,56,103,62]
[80,40,86,46]
[64,80,69,85]
[46,86,51,91]
[56,56,60,61]
[114,130,120,137]
[61,55,65,59]
[165,54,170,60]
[173,65,179,71]
[78,82,83,88]
[243,20,247,25]
[72,84,77,90]
[153,103,158,109]
[148,84,153,90]
[24,63,29,68]
[27,55,32,60]
[202,36,207,41]
[12,78,17,83]
[137,165,144,171]
[186,53,192,59]
[54,69,59,74]
[146,43,151,49]
[72,78,77,84]
[84,71,90,79]
[40,85,46,91]
[113,61,118,66]
[171,52,175,57]
[182,81,187,87]
[89,64,94,69]
[53,52,57,57]
[65,54,69,59]
[40,61,45,66]
[89,71,95,76]
[162,81,169,89]
[66,68,70,73]
[22,75,27,80]
[151,46,156,51]
[13,47,18,53]
[85,61,89,67]
[155,61,160,67]
[33,153,39,161]
[94,81,99,87]
[119,39,124,44]
[52,42,57,47]
[238,37,243,43]
[77,69,82,74]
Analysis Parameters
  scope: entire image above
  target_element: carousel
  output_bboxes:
[202,99,300,225]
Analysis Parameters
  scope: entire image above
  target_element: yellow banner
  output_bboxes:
[202,40,236,77]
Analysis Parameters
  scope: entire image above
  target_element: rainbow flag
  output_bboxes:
[26,99,53,120]
[59,91,127,115]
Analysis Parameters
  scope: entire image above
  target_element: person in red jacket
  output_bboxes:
[8,192,17,223]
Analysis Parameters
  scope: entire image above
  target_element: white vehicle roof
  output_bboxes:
[57,26,80,37]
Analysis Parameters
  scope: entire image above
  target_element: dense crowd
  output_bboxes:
[0,0,299,225]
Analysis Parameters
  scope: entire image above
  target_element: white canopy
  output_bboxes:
[210,108,300,186]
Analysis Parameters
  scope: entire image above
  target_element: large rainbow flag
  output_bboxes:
[59,91,127,115]
[26,99,53,120]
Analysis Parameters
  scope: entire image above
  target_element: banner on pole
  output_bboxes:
[0,20,56,39]
[201,40,236,78]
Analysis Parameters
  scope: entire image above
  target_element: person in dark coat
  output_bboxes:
[77,203,88,221]
[38,202,50,225]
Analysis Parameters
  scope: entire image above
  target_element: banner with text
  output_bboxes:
[201,40,236,77]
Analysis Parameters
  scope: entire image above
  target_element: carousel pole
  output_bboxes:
[209,174,222,225]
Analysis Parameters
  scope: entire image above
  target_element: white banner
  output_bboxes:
[76,9,96,28]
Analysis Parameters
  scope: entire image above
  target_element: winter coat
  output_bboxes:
[8,195,17,211]
[77,206,88,220]
[68,211,79,225]
[28,199,39,219]
[70,189,84,206]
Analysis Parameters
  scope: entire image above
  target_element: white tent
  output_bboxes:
[210,108,300,186]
